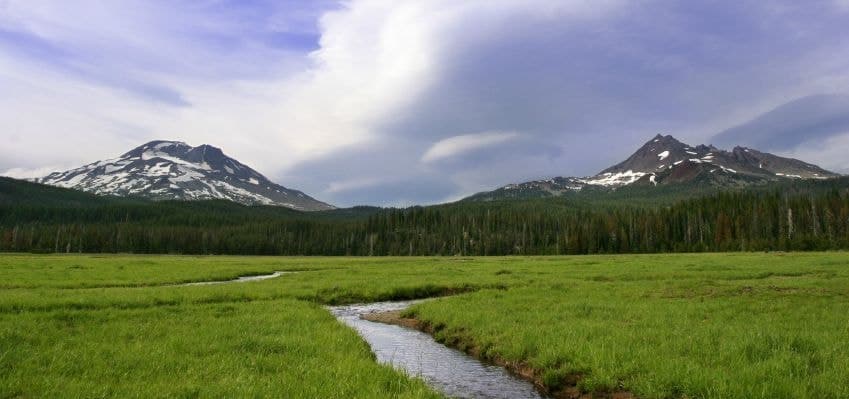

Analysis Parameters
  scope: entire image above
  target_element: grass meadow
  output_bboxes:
[1,253,848,398]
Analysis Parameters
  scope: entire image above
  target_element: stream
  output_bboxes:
[179,271,289,286]
[177,273,545,398]
[328,300,547,399]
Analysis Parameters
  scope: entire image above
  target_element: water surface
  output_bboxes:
[180,271,289,286]
[329,300,546,399]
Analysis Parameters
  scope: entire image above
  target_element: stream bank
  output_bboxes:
[360,306,635,399]
[328,300,547,399]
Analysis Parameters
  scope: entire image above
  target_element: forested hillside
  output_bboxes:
[1,177,848,255]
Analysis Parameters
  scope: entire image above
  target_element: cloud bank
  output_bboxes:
[2,0,849,206]
[421,132,521,163]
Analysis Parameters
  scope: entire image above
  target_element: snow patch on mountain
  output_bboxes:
[39,140,334,211]
[466,133,841,201]
[582,170,646,186]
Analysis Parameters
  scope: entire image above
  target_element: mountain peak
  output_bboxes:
[122,140,190,158]
[464,133,840,202]
[601,134,837,182]
[648,133,682,144]
[41,140,334,211]
[139,139,187,147]
[599,134,689,176]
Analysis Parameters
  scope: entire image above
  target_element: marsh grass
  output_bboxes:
[408,254,849,398]
[0,299,440,398]
[1,253,848,398]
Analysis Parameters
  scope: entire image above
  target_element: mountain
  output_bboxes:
[39,140,334,211]
[465,134,840,201]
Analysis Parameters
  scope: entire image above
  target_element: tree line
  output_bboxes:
[1,178,848,255]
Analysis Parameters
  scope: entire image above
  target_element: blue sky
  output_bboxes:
[2,0,849,207]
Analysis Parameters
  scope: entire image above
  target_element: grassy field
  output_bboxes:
[1,253,848,398]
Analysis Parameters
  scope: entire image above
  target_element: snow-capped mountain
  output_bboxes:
[39,140,334,211]
[466,134,840,201]
[599,134,835,182]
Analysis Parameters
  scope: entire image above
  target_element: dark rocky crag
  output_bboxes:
[465,134,840,201]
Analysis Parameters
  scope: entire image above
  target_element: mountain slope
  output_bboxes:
[465,134,840,201]
[39,140,334,211]
[0,176,121,207]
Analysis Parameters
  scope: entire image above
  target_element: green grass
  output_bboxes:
[1,253,848,398]
[407,254,849,398]
[0,300,439,398]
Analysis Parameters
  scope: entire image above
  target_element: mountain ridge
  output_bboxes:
[464,134,840,202]
[39,140,334,211]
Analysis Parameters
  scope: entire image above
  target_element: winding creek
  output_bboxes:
[329,300,547,399]
[176,274,544,397]
[179,271,290,286]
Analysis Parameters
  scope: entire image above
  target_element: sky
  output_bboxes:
[2,0,849,207]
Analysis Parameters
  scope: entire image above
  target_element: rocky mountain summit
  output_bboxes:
[40,140,334,211]
[466,134,839,201]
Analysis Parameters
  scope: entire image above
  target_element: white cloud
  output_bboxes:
[325,177,386,193]
[0,56,171,170]
[2,0,848,207]
[0,166,65,180]
[780,133,849,174]
[264,2,444,160]
[0,0,318,176]
[0,0,626,191]
[421,131,521,163]
[222,0,620,171]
